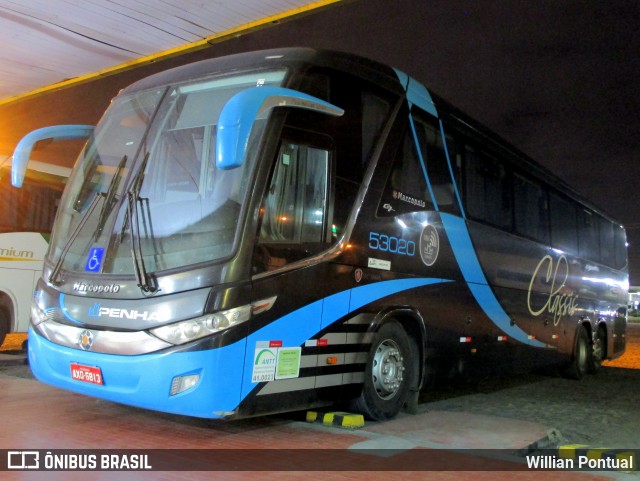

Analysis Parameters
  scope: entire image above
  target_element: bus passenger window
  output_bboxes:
[614,224,627,269]
[578,209,599,262]
[599,218,615,266]
[465,149,512,230]
[549,192,578,253]
[514,175,549,244]
[443,130,463,202]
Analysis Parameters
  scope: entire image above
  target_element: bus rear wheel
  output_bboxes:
[587,326,606,374]
[564,325,590,380]
[351,321,415,421]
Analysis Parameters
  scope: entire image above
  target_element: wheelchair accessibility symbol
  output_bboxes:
[85,247,105,273]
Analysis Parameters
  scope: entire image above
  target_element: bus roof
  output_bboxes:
[119,47,623,228]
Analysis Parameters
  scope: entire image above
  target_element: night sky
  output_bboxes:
[1,0,638,283]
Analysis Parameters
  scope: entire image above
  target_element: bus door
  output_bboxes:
[241,127,345,407]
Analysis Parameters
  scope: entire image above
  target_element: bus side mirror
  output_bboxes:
[216,86,344,170]
[11,124,94,187]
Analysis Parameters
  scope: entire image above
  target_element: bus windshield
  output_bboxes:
[49,69,287,277]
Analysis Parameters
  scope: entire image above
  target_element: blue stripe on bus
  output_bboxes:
[240,277,452,400]
[440,213,545,347]
[348,277,451,311]
[59,293,84,325]
[392,70,534,345]
[393,70,466,217]
[394,69,438,117]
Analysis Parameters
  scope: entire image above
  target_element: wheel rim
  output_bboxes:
[371,339,405,400]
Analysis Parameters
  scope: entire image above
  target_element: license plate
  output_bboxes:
[70,363,104,385]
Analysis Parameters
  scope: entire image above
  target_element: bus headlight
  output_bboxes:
[149,305,251,345]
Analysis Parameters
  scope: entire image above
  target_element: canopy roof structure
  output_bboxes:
[0,0,341,105]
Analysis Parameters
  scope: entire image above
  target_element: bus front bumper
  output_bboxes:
[27,326,246,419]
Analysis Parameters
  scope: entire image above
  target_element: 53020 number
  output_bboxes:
[369,232,415,256]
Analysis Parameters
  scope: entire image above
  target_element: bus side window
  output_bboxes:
[443,129,463,205]
[599,217,615,267]
[549,192,578,253]
[377,125,433,216]
[513,174,549,244]
[578,209,599,262]
[412,112,460,215]
[253,130,333,273]
[464,148,512,230]
[614,224,627,269]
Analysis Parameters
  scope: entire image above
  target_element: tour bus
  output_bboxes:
[0,152,74,347]
[15,48,627,421]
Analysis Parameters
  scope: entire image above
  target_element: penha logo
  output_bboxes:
[88,303,164,322]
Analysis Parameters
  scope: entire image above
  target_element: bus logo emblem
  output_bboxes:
[354,268,363,283]
[85,247,105,273]
[78,330,94,351]
[420,224,439,266]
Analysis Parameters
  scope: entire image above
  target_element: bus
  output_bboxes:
[15,48,628,420]
[0,155,72,347]
[1,126,90,347]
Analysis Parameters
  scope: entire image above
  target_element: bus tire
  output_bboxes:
[587,325,606,374]
[0,307,9,347]
[564,325,590,380]
[351,320,415,421]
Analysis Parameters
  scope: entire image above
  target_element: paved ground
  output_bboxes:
[1,327,639,480]
[0,371,624,481]
[604,322,640,369]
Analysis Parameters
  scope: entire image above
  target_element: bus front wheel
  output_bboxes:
[351,320,415,421]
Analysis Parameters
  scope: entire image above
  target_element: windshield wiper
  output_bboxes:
[49,155,129,285]
[94,155,127,239]
[125,152,158,293]
[49,192,103,285]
